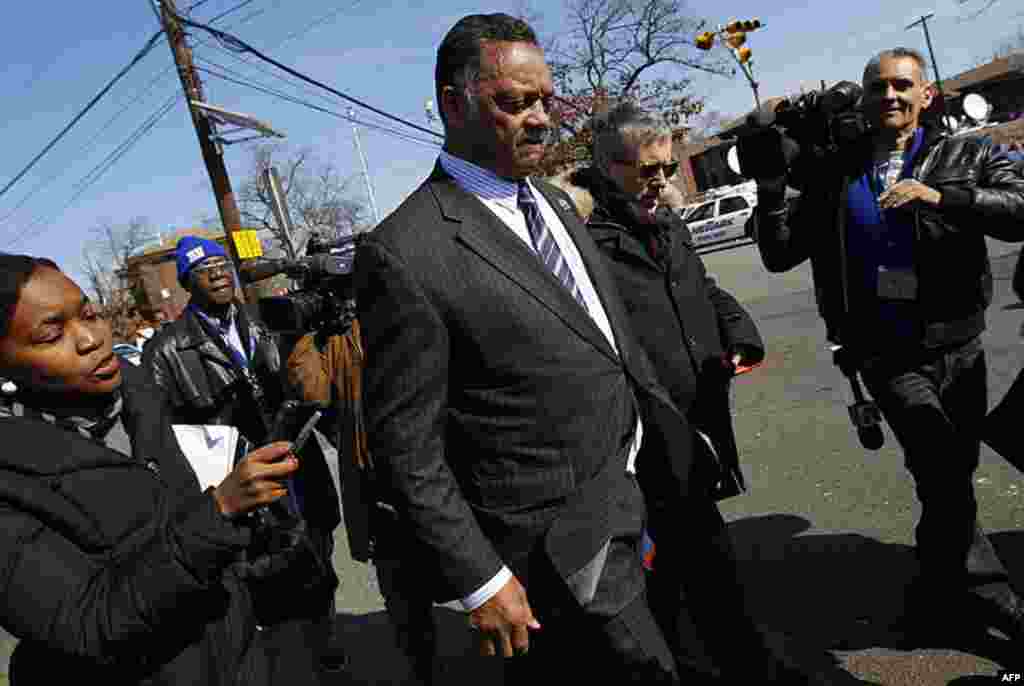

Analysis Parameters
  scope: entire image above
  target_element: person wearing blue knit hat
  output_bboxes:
[143,235,346,678]
[174,235,231,288]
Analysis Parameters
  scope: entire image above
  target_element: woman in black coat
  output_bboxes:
[0,254,321,685]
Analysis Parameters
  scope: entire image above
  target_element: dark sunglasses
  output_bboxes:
[614,159,679,180]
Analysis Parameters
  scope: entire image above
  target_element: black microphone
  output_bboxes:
[238,258,291,284]
[856,424,885,451]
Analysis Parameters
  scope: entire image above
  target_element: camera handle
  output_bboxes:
[832,346,886,451]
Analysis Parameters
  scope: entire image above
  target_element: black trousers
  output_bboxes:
[504,537,682,684]
[862,338,1013,600]
[644,493,777,680]
[372,507,438,684]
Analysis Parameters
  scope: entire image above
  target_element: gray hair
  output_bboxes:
[591,102,673,172]
[863,48,929,84]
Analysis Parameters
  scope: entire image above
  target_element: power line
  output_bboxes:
[168,7,444,140]
[0,75,180,227]
[185,0,215,13]
[194,44,431,140]
[0,30,165,202]
[5,95,181,248]
[196,61,440,147]
[194,60,441,148]
[275,0,362,49]
[208,0,258,24]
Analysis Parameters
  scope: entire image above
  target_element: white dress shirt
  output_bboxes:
[438,151,643,611]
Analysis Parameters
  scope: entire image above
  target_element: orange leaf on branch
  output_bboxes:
[725,31,746,48]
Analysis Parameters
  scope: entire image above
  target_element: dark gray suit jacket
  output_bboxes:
[355,165,696,606]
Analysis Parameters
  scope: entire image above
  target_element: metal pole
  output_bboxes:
[906,13,946,113]
[263,167,299,260]
[348,108,380,226]
[156,0,251,299]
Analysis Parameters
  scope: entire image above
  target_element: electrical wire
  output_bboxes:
[169,7,444,140]
[195,42,432,141]
[0,75,179,227]
[208,0,258,25]
[186,0,215,13]
[194,61,441,148]
[0,1,271,240]
[4,96,181,248]
[274,0,362,50]
[195,60,440,147]
[0,30,165,202]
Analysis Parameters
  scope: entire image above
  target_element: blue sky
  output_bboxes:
[1,0,1021,285]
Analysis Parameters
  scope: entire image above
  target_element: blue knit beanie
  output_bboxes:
[176,236,227,287]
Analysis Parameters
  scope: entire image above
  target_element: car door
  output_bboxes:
[716,195,754,242]
[683,200,719,247]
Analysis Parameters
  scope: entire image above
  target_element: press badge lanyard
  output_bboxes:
[189,304,253,370]
[866,128,924,303]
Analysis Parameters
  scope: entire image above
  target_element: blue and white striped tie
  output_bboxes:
[517,181,588,312]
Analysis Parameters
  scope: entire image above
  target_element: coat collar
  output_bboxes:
[427,163,623,363]
[173,303,251,369]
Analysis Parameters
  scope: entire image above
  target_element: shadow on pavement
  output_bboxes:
[331,607,498,685]
[323,516,1024,684]
[726,514,1024,677]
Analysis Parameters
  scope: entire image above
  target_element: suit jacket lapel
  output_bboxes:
[428,167,617,362]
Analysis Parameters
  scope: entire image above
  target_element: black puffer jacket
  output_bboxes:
[0,365,270,686]
[756,126,1024,350]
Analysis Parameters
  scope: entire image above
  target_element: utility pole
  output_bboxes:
[155,0,250,297]
[906,13,947,114]
[348,108,380,226]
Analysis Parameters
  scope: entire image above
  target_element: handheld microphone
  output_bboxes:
[856,423,885,451]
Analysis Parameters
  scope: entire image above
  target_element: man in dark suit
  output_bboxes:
[355,13,713,684]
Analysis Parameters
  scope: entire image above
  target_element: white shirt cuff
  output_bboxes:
[459,566,513,612]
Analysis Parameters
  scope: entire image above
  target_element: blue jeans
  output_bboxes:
[862,337,1011,597]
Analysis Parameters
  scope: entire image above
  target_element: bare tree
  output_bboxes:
[80,217,153,342]
[237,144,369,257]
[548,0,727,136]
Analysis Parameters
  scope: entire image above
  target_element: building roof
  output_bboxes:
[941,51,1024,97]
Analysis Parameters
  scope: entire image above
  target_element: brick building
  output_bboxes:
[117,228,230,324]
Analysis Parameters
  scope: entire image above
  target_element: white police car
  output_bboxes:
[681,181,758,250]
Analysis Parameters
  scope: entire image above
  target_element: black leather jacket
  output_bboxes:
[143,303,341,534]
[143,303,282,444]
[755,126,1024,351]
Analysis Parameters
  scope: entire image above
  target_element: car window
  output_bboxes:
[686,201,716,222]
[719,196,750,214]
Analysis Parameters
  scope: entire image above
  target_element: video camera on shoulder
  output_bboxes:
[735,80,868,184]
[240,230,358,336]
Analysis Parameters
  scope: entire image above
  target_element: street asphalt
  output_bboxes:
[3,238,1024,685]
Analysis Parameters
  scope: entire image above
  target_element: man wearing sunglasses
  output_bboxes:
[560,102,813,684]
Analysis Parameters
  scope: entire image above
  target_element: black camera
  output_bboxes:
[735,81,868,184]
[240,231,358,335]
[832,346,885,451]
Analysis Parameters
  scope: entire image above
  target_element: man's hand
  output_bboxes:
[469,575,541,657]
[879,179,941,209]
